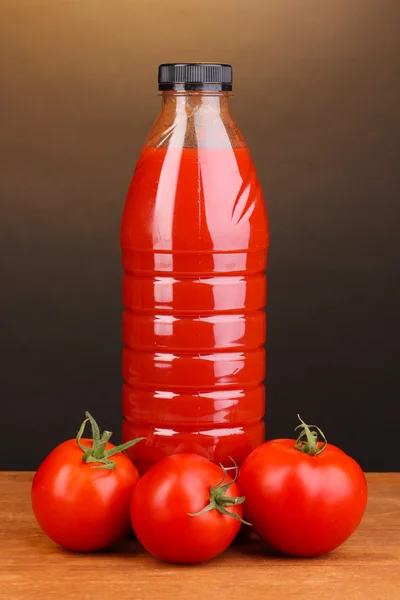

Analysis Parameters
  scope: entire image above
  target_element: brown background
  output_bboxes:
[1,0,399,470]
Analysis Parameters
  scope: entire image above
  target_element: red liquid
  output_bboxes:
[121,145,269,474]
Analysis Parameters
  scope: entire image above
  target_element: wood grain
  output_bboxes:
[0,472,399,600]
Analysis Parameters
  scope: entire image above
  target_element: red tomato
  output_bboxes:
[32,412,144,552]
[238,416,368,557]
[130,453,247,564]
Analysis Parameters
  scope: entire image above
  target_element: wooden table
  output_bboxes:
[1,473,399,600]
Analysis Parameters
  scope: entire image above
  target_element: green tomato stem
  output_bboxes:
[75,411,146,470]
[188,460,251,526]
[295,414,327,456]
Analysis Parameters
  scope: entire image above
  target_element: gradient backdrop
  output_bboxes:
[1,0,399,471]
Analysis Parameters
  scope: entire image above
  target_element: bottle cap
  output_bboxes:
[158,63,232,91]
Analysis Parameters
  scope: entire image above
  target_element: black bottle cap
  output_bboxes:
[158,63,232,91]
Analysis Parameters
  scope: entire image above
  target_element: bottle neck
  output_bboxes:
[160,91,231,115]
[144,91,246,150]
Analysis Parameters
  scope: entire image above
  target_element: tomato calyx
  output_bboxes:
[188,462,251,526]
[76,411,146,470]
[295,414,327,457]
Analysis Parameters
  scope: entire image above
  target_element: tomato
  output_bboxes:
[32,412,144,552]
[130,453,247,564]
[238,416,368,557]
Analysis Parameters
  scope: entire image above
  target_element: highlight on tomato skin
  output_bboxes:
[31,412,145,552]
[130,453,248,565]
[237,415,368,557]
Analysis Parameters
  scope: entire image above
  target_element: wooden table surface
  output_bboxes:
[1,472,399,600]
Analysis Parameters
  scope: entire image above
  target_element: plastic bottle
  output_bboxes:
[121,63,269,474]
